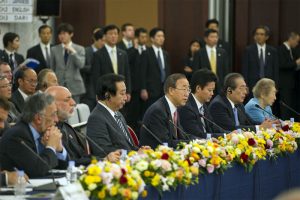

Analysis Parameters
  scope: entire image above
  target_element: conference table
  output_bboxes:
[140,150,300,200]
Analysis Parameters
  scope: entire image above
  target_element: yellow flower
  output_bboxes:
[122,188,132,198]
[109,186,118,196]
[141,190,148,198]
[98,190,106,199]
[144,170,151,177]
[202,150,209,157]
[87,165,101,176]
[151,174,160,186]
[190,166,199,175]
[85,175,95,185]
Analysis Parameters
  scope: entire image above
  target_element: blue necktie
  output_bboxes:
[259,48,264,78]
[37,137,44,154]
[157,50,165,82]
[233,107,240,126]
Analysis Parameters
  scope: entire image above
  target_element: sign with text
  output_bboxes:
[0,0,33,23]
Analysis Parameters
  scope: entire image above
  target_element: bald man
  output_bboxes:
[45,86,120,165]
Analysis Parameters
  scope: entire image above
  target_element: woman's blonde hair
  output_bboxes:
[252,78,276,98]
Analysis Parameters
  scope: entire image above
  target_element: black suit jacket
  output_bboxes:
[0,49,24,71]
[87,103,138,158]
[0,173,6,186]
[278,44,298,89]
[178,94,224,138]
[192,47,229,90]
[117,41,127,51]
[0,121,63,178]
[140,97,190,149]
[26,44,51,73]
[242,44,279,89]
[11,89,25,113]
[208,94,256,132]
[140,47,170,98]
[91,46,131,93]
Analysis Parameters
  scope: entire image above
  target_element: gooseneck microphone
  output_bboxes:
[235,105,254,125]
[141,124,163,145]
[198,113,227,133]
[280,101,300,116]
[168,119,192,140]
[254,104,280,120]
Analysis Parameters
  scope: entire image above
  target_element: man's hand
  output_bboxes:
[259,119,274,129]
[106,150,121,163]
[64,45,76,54]
[3,171,29,186]
[44,126,63,152]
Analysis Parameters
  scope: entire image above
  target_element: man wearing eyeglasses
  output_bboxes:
[208,73,273,132]
[140,73,191,149]
[11,67,37,113]
[0,61,13,84]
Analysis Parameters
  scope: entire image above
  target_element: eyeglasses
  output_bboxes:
[24,79,37,85]
[0,83,12,89]
[175,87,191,93]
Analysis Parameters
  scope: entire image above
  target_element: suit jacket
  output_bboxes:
[140,97,190,149]
[198,38,231,62]
[0,173,6,186]
[87,103,138,158]
[11,89,25,113]
[26,44,52,73]
[140,47,170,98]
[242,44,278,90]
[0,49,24,72]
[0,121,63,178]
[278,44,298,89]
[50,43,86,96]
[117,40,127,51]
[245,98,273,124]
[7,101,20,124]
[178,94,224,138]
[91,46,131,93]
[192,47,229,90]
[208,94,256,132]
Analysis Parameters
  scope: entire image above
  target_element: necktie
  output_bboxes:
[157,50,165,82]
[64,49,69,65]
[9,53,16,71]
[173,110,178,138]
[111,49,118,74]
[210,49,217,74]
[37,137,44,154]
[233,107,240,127]
[127,41,132,48]
[114,113,133,146]
[45,47,51,67]
[199,106,207,133]
[259,48,264,78]
[289,49,294,60]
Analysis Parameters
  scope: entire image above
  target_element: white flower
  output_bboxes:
[167,176,175,185]
[162,184,170,191]
[161,160,172,172]
[207,146,213,153]
[151,160,162,170]
[88,183,97,191]
[235,148,242,156]
[192,146,200,153]
[132,191,139,200]
[135,160,149,172]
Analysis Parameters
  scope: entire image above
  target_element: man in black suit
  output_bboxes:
[178,69,223,138]
[46,86,121,165]
[140,27,170,111]
[117,23,135,51]
[87,74,148,158]
[0,93,68,178]
[193,29,229,92]
[278,32,300,120]
[26,25,53,74]
[208,73,273,132]
[242,25,279,91]
[0,32,24,72]
[91,24,131,103]
[81,28,105,110]
[12,67,37,113]
[140,73,191,149]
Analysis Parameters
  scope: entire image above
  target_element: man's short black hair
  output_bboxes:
[57,23,74,34]
[93,29,104,41]
[205,19,219,28]
[223,73,244,93]
[121,23,133,32]
[149,27,165,38]
[96,73,125,100]
[14,67,31,88]
[191,69,218,93]
[204,29,218,37]
[38,25,52,34]
[135,27,147,37]
[3,32,19,48]
[163,73,187,94]
[253,25,270,36]
[103,24,120,35]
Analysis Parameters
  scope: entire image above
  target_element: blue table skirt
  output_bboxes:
[140,150,300,200]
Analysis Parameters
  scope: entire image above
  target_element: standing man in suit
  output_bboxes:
[26,25,53,74]
[81,28,105,110]
[140,73,191,149]
[193,29,229,92]
[46,86,121,165]
[12,67,37,113]
[0,32,24,73]
[242,25,279,91]
[91,24,131,104]
[51,23,86,103]
[0,93,68,178]
[208,73,273,132]
[117,23,135,51]
[178,69,222,139]
[0,61,12,84]
[87,74,149,158]
[278,32,300,120]
[140,27,170,111]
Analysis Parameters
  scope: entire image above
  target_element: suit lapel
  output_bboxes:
[189,95,207,133]
[103,47,114,73]
[150,47,161,71]
[203,48,211,70]
[162,97,177,139]
[116,49,123,74]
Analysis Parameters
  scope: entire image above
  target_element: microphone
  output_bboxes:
[141,124,163,145]
[235,105,254,125]
[280,101,300,116]
[81,133,108,157]
[168,119,192,140]
[254,104,280,120]
[198,113,227,133]
[19,139,58,191]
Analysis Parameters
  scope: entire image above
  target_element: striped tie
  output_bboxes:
[114,113,133,146]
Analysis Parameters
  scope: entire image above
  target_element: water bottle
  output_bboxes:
[66,160,77,184]
[14,170,27,198]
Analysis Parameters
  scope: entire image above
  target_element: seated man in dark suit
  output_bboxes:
[87,74,148,158]
[208,73,273,132]
[0,93,68,178]
[12,67,37,113]
[140,73,191,149]
[46,86,121,165]
[178,69,224,139]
